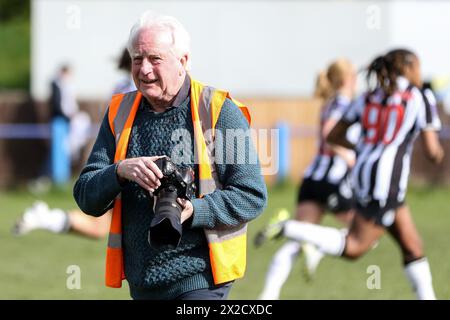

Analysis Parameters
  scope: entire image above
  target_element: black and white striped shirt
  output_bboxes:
[304,95,358,184]
[343,77,441,206]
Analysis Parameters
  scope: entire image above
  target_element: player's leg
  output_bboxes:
[334,209,354,225]
[297,208,354,279]
[294,201,324,224]
[342,213,385,259]
[387,205,436,300]
[254,178,324,246]
[299,179,355,278]
[282,211,384,258]
[258,201,324,299]
[13,201,110,239]
[12,201,71,235]
[68,209,111,239]
[295,202,328,280]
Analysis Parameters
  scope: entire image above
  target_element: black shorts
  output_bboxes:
[355,197,404,227]
[297,177,354,213]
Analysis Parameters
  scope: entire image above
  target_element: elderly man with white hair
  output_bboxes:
[74,11,267,300]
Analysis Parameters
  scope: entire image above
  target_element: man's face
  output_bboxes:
[131,28,186,105]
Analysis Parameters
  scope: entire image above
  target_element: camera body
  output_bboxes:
[148,156,196,248]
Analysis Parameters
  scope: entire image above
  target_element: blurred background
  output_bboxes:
[1,0,449,299]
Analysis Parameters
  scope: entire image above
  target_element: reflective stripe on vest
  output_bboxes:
[105,77,251,288]
[105,91,141,288]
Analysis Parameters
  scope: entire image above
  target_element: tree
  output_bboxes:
[0,0,30,23]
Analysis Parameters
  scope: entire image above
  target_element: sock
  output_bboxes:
[41,209,71,233]
[302,242,324,275]
[283,220,346,256]
[404,257,436,300]
[259,241,301,300]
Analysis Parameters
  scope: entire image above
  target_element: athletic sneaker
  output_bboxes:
[254,208,290,248]
[11,201,51,236]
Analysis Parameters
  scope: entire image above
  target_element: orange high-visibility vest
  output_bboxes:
[105,77,251,288]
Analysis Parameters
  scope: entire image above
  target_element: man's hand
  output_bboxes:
[116,156,164,192]
[177,198,194,223]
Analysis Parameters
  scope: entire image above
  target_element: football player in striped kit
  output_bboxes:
[257,49,444,300]
[255,58,359,299]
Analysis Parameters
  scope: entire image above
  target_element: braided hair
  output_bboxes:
[367,49,417,96]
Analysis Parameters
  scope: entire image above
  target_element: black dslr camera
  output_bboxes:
[148,156,196,248]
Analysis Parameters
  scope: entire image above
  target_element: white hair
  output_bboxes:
[127,11,191,70]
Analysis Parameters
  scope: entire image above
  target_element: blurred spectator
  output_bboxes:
[50,64,91,162]
[112,48,136,95]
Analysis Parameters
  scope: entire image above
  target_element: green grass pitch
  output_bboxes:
[1,183,449,299]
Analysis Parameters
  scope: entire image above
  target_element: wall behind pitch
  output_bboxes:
[389,1,450,81]
[31,0,391,101]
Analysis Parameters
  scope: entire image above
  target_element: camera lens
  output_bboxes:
[149,157,196,248]
[149,185,183,248]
